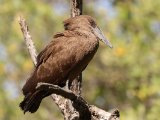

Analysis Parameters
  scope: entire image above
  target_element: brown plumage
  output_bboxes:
[20,15,112,113]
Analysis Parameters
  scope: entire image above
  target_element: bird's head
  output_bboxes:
[63,15,112,48]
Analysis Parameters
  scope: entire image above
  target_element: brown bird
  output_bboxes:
[20,15,112,113]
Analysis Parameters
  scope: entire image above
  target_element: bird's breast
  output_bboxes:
[68,37,99,80]
[75,37,99,60]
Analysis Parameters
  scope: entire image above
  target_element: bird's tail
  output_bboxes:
[19,90,51,114]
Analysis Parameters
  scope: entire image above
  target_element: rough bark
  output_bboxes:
[18,16,37,66]
[71,0,82,17]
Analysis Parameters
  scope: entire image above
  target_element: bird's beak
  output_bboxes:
[93,26,113,48]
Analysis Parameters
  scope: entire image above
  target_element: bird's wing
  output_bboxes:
[35,36,81,85]
[36,32,71,66]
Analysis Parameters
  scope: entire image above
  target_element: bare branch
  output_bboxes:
[18,16,37,66]
[36,82,120,120]
[71,0,83,17]
[90,106,119,120]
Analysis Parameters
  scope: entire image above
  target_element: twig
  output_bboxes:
[18,16,37,66]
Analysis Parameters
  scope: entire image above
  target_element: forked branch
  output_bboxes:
[36,82,119,120]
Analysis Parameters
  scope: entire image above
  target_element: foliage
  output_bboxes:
[0,0,160,120]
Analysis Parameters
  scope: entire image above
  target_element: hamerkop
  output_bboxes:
[20,15,112,113]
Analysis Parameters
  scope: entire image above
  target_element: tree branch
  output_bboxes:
[71,0,82,17]
[18,16,37,66]
[36,82,120,120]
